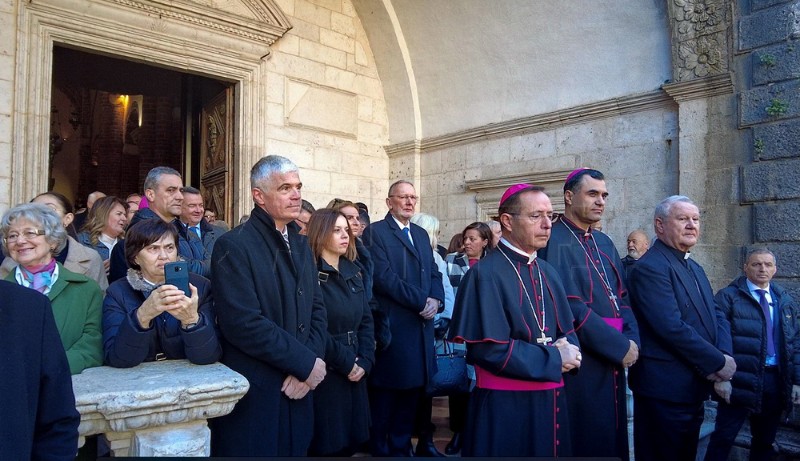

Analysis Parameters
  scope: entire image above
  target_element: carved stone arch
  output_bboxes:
[12,0,291,213]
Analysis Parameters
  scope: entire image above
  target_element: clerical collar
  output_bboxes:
[661,239,691,264]
[561,216,592,235]
[499,237,536,264]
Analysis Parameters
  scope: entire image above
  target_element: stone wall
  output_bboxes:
[264,0,391,215]
[416,101,679,253]
[0,0,17,211]
[738,0,800,295]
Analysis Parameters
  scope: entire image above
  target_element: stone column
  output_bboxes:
[72,360,249,457]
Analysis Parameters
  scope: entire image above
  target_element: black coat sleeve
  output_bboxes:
[102,284,155,368]
[34,296,81,460]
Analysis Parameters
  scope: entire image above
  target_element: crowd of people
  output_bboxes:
[2,157,799,460]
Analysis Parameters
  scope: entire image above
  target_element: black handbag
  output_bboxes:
[426,341,469,397]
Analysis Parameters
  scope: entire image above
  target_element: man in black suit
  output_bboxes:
[210,155,327,456]
[628,195,736,461]
[362,180,444,457]
[0,280,80,460]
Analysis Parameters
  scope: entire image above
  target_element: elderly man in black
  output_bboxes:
[705,248,800,461]
[210,155,327,456]
[628,195,736,461]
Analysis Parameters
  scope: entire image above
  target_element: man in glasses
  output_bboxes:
[362,180,444,456]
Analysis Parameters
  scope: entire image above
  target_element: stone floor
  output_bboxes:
[355,396,456,457]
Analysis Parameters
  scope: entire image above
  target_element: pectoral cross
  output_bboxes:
[537,331,553,345]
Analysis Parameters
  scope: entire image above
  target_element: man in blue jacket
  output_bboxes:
[362,180,444,456]
[705,248,800,461]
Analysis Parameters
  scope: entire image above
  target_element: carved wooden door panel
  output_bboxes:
[199,87,234,225]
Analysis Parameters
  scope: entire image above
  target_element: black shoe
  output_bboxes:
[415,434,445,457]
[445,432,461,455]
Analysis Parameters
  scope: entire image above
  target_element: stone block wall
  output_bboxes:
[263,0,390,217]
[738,0,800,297]
[0,0,16,212]
[418,106,680,254]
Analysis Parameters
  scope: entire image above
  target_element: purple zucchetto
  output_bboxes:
[499,183,536,207]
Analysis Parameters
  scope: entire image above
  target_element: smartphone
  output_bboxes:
[164,261,190,296]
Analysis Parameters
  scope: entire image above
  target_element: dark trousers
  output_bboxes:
[448,391,469,432]
[705,369,783,461]
[634,394,705,461]
[370,386,422,457]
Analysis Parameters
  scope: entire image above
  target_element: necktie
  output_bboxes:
[283,231,291,251]
[191,226,201,239]
[403,227,413,246]
[756,289,776,357]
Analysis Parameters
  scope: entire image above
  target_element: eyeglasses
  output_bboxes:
[4,228,46,244]
[389,195,419,202]
[507,212,554,222]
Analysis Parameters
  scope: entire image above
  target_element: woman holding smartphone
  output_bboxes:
[102,218,221,368]
[307,208,375,456]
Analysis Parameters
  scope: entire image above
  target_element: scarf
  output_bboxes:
[20,259,57,294]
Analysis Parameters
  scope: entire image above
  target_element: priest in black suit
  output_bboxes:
[628,195,736,461]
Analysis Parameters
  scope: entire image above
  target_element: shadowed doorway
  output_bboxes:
[49,45,236,224]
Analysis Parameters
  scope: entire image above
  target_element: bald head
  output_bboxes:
[87,191,106,209]
[626,230,649,259]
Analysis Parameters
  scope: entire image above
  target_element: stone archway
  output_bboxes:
[12,0,291,216]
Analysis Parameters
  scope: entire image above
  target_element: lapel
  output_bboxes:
[386,212,419,260]
[251,206,297,275]
[656,241,716,339]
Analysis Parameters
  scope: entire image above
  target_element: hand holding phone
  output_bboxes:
[164,261,190,296]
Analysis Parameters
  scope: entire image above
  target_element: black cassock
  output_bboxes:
[539,217,640,461]
[448,242,578,457]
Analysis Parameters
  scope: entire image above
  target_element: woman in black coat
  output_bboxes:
[306,208,375,456]
[102,218,221,367]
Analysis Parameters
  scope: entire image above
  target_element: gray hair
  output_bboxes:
[143,166,182,192]
[485,220,501,232]
[250,155,299,190]
[1,203,68,255]
[409,212,439,250]
[182,186,201,196]
[654,195,695,222]
[388,180,415,197]
[746,248,776,264]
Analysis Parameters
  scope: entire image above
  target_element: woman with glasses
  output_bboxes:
[102,218,220,368]
[1,192,108,291]
[306,208,375,456]
[77,196,128,275]
[1,203,103,374]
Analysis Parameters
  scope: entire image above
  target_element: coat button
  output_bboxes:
[298,288,303,296]
[298,324,305,333]
[352,287,356,292]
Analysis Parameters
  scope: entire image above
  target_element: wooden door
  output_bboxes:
[199,87,234,225]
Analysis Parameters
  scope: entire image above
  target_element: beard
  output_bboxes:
[628,248,640,259]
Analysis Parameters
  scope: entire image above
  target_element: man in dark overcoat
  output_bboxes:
[361,180,444,456]
[705,248,800,461]
[210,155,328,456]
[538,168,639,460]
[628,195,736,461]
[0,280,80,460]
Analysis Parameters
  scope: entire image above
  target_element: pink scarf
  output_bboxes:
[20,259,57,294]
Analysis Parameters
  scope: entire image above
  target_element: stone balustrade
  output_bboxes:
[72,360,249,457]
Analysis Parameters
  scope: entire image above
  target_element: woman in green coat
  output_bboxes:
[2,203,102,374]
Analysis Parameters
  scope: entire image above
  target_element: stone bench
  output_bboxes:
[72,360,249,457]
